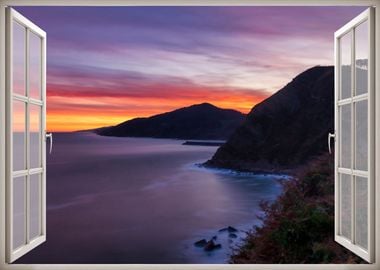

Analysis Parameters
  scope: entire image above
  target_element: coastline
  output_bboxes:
[198,162,294,180]
[182,161,285,263]
[182,140,225,146]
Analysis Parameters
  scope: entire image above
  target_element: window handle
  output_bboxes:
[45,133,53,154]
[328,132,335,154]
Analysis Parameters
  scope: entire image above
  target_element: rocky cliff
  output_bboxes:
[205,66,334,173]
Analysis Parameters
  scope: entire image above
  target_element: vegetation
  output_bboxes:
[231,153,364,264]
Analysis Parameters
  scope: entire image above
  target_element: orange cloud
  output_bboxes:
[47,84,268,132]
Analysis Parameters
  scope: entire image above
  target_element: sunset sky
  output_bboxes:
[16,6,366,132]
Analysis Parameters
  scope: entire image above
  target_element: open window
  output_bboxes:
[5,8,47,262]
[333,7,375,263]
[0,4,377,267]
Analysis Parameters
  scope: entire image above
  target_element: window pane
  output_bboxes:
[355,176,368,250]
[341,174,352,239]
[355,100,368,171]
[340,104,351,168]
[13,22,26,96]
[29,174,41,240]
[30,105,41,169]
[340,31,352,100]
[13,100,26,171]
[13,176,26,249]
[29,32,42,100]
[355,21,368,96]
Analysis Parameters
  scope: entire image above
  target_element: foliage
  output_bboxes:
[231,153,364,264]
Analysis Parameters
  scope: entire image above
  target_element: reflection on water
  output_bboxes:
[17,132,284,264]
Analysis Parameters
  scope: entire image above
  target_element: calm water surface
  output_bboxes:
[18,132,284,264]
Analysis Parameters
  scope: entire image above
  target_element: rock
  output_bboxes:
[219,226,238,233]
[194,239,207,247]
[229,233,238,238]
[204,240,222,251]
[214,244,222,250]
[212,235,217,241]
[228,226,238,232]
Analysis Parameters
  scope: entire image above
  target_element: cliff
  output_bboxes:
[206,66,334,173]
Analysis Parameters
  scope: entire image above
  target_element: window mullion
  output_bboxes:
[350,27,356,245]
[337,38,342,236]
[25,28,30,245]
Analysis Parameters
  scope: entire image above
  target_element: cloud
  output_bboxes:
[45,65,269,131]
[16,6,366,53]
[47,65,269,112]
[14,6,367,131]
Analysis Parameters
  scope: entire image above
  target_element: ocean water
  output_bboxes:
[17,132,285,264]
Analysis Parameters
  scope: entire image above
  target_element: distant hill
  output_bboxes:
[205,66,334,173]
[95,103,246,140]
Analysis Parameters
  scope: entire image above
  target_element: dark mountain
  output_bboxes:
[96,103,245,140]
[205,66,334,173]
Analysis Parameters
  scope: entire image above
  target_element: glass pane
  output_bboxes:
[340,104,351,168]
[29,32,42,100]
[13,22,26,96]
[13,176,26,249]
[29,174,41,240]
[355,176,368,249]
[355,21,368,96]
[30,105,41,168]
[341,31,352,100]
[341,174,352,239]
[13,100,26,171]
[355,100,368,171]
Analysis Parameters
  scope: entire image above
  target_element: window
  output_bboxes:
[334,8,375,262]
[0,1,378,269]
[5,8,47,262]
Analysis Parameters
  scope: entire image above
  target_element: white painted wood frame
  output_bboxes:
[0,1,379,270]
[334,7,375,263]
[5,7,46,263]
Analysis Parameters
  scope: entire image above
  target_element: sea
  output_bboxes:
[17,132,286,264]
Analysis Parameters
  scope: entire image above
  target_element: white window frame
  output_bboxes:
[5,7,47,263]
[334,8,375,262]
[0,0,379,270]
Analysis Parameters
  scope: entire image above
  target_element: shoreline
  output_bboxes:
[197,162,293,179]
[182,140,225,146]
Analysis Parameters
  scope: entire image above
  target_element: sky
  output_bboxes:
[15,6,367,132]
